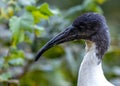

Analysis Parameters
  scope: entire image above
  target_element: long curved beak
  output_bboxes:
[35,25,80,61]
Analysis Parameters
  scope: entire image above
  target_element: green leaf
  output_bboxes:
[0,72,12,81]
[32,11,48,23]
[26,6,37,12]
[8,58,24,66]
[34,25,44,37]
[9,12,34,45]
[0,57,4,68]
[19,30,25,43]
[20,12,34,32]
[38,3,53,16]
[5,47,25,63]
[94,6,103,13]
[96,0,106,4]
[26,3,53,24]
[9,16,20,34]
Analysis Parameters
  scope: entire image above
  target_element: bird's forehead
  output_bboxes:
[73,13,105,26]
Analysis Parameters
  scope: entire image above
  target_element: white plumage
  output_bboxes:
[77,41,114,86]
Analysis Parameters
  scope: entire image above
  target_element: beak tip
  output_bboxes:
[34,56,39,62]
[34,48,46,61]
[34,52,42,62]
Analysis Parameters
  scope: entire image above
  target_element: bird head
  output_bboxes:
[35,12,110,61]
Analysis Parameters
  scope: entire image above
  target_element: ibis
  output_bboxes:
[35,12,114,86]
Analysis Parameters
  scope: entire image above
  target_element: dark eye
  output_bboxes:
[78,22,86,31]
[79,25,86,32]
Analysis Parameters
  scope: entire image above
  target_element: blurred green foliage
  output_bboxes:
[0,0,120,86]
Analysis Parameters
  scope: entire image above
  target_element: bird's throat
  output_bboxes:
[83,40,101,66]
[85,40,95,52]
[78,41,104,86]
[77,41,108,86]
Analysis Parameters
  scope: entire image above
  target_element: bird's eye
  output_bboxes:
[79,25,85,29]
[78,22,86,31]
[79,25,86,32]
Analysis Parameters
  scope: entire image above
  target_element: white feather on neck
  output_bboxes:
[77,40,114,86]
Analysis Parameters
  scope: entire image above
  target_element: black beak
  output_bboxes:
[35,25,81,61]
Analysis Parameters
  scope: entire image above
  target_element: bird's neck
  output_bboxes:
[77,41,113,86]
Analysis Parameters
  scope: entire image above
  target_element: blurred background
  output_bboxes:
[0,0,120,86]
